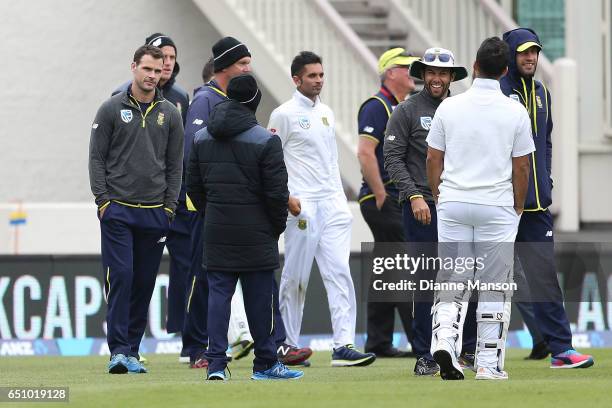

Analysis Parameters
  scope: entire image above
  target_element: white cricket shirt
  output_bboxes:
[268,90,343,200]
[426,78,535,206]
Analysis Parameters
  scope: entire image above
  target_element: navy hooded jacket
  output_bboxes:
[500,28,553,211]
[186,100,289,272]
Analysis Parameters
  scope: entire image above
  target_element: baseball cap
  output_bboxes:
[516,41,542,52]
[378,48,420,74]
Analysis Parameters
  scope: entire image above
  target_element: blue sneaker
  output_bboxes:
[207,368,230,381]
[331,344,376,367]
[108,354,128,374]
[126,356,147,373]
[251,362,304,380]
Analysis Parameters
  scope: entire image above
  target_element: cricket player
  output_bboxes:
[89,44,184,374]
[268,51,376,367]
[426,37,535,380]
[112,33,192,364]
[501,27,594,368]
[358,48,419,361]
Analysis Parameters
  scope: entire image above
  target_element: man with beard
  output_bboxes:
[500,28,594,369]
[383,48,476,376]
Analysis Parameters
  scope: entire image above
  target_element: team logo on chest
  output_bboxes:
[536,95,543,109]
[120,109,133,123]
[157,112,165,126]
[322,116,329,126]
[298,117,311,129]
[420,116,432,130]
[298,219,307,230]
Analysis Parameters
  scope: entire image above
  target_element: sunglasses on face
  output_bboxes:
[423,52,454,63]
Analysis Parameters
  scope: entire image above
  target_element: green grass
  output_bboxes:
[0,349,609,408]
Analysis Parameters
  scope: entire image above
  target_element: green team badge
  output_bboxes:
[298,219,307,230]
[322,116,329,126]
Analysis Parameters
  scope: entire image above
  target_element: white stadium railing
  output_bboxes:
[192,0,382,194]
[390,0,554,90]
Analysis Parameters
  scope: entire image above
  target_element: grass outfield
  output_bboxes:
[0,349,609,408]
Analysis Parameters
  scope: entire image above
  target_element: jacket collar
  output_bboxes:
[471,78,501,92]
[122,85,164,106]
[419,88,447,107]
[293,90,320,108]
[379,85,400,105]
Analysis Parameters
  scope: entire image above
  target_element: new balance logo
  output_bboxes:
[192,118,204,125]
[546,231,553,237]
[277,345,291,355]
[157,236,167,243]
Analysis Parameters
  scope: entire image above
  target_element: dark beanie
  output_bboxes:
[213,36,251,72]
[227,74,261,112]
[145,33,177,54]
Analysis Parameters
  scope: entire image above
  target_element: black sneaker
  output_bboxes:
[414,357,440,376]
[231,339,255,360]
[525,341,551,360]
[458,352,476,372]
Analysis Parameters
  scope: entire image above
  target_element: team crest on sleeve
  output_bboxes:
[509,94,520,102]
[298,117,311,129]
[120,109,133,123]
[420,116,432,130]
[322,117,329,126]
[157,112,165,126]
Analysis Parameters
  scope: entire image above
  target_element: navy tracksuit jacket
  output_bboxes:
[501,28,573,355]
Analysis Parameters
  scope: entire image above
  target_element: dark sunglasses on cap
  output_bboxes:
[423,51,454,63]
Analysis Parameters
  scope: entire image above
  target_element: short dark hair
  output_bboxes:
[475,37,509,78]
[291,51,322,77]
[133,45,164,65]
[202,56,215,83]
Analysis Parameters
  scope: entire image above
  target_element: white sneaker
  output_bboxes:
[433,342,463,380]
[475,366,508,380]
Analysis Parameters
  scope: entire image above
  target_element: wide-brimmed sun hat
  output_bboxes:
[409,47,468,81]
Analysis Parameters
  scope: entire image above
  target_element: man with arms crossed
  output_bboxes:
[269,51,375,366]
[426,37,534,380]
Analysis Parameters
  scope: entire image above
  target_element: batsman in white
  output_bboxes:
[268,51,376,367]
[425,37,534,380]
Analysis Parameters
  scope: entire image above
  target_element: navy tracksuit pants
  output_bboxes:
[100,202,169,357]
[516,210,573,355]
[206,269,278,373]
[181,213,209,359]
[181,215,287,360]
[360,198,416,354]
[402,201,478,358]
[165,201,195,334]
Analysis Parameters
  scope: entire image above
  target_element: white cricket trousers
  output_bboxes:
[433,201,519,368]
[280,193,356,348]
